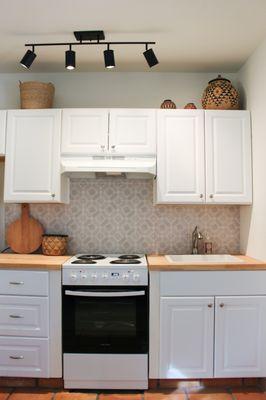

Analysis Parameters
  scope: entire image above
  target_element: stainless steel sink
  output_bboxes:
[165,254,244,263]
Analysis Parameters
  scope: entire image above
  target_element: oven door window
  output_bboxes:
[63,286,148,354]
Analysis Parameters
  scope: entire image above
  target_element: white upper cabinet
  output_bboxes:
[205,110,252,204]
[4,109,68,203]
[215,296,266,377]
[156,109,252,205]
[156,110,205,203]
[109,109,156,154]
[61,109,109,155]
[0,111,6,155]
[160,296,214,379]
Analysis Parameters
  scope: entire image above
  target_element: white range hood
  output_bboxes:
[61,156,156,179]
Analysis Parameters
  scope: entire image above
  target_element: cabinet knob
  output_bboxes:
[51,194,55,198]
[111,145,116,151]
[200,194,204,199]
[209,194,214,199]
[208,304,213,308]
[219,303,225,308]
[100,145,105,151]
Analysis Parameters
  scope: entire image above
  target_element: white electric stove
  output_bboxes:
[62,254,148,390]
[62,253,148,286]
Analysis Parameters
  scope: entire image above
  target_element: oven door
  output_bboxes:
[62,286,148,354]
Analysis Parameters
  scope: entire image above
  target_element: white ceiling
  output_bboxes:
[1,0,266,73]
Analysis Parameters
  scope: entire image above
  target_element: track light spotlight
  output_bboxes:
[104,45,115,69]
[65,45,76,70]
[143,45,159,68]
[20,47,36,69]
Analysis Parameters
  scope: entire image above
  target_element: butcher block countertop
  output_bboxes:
[0,254,71,270]
[147,255,266,271]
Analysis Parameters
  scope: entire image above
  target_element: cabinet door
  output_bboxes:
[215,296,266,377]
[0,110,6,155]
[61,109,109,154]
[109,109,156,154]
[156,110,205,203]
[4,109,62,203]
[205,110,252,204]
[160,297,214,378]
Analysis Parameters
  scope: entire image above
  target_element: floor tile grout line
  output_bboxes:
[6,387,15,400]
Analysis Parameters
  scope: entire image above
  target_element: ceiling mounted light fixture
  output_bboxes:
[143,44,159,68]
[65,45,76,70]
[20,46,36,69]
[20,30,159,70]
[104,44,115,69]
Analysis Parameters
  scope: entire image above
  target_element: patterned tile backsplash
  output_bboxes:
[5,178,240,255]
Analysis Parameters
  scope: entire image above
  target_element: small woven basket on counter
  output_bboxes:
[42,234,68,256]
[20,81,55,109]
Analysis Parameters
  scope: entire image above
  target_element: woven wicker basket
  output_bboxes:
[42,234,68,256]
[20,81,55,109]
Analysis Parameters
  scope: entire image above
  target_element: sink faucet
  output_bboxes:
[192,226,203,254]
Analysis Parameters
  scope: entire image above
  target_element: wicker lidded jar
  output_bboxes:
[20,81,55,109]
[42,234,68,256]
[201,75,239,110]
[160,99,176,109]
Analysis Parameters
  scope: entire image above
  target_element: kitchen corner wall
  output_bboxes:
[6,179,240,254]
[237,36,266,260]
[1,70,240,254]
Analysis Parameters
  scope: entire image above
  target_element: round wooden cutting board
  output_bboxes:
[6,203,44,254]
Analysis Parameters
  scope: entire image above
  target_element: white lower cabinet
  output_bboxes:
[150,271,266,379]
[215,296,266,377]
[0,269,62,378]
[160,297,214,378]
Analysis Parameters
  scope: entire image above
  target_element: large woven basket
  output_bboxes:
[42,234,68,256]
[20,81,55,109]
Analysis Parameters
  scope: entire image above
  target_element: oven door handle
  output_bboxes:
[65,290,145,297]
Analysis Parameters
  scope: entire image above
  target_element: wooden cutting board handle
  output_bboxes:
[6,203,44,254]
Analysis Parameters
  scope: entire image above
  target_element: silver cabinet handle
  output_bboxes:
[9,315,23,319]
[9,355,24,360]
[9,281,24,285]
[220,303,225,308]
[208,304,213,308]
[210,194,214,199]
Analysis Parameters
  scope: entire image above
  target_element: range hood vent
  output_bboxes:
[61,156,156,179]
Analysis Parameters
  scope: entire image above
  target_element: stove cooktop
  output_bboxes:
[64,254,147,268]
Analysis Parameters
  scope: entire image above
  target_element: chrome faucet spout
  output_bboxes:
[192,226,203,254]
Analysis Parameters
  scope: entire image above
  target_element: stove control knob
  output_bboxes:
[102,272,108,280]
[90,272,98,281]
[80,273,88,280]
[122,273,129,281]
[132,273,140,282]
[70,273,78,282]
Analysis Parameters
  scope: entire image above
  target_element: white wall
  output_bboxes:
[237,38,266,260]
[0,71,237,109]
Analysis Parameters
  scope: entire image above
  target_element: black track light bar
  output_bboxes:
[21,31,158,69]
[24,41,156,47]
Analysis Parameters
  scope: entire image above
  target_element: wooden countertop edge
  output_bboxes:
[0,254,71,270]
[147,255,266,271]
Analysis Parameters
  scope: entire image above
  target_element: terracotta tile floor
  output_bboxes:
[1,387,266,400]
